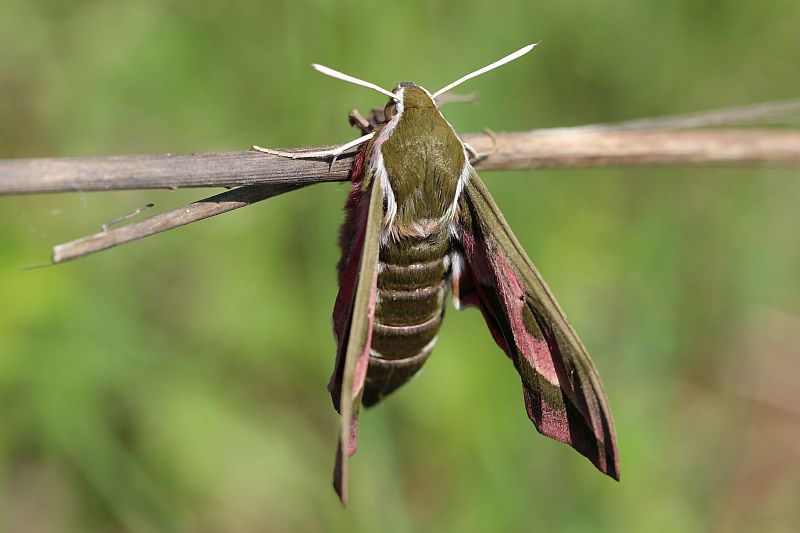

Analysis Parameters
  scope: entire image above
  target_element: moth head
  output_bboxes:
[311,43,538,111]
[384,83,436,119]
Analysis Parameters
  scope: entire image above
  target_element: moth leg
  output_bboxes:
[348,109,373,135]
[463,142,479,160]
[463,128,498,165]
[252,132,375,165]
[463,142,487,165]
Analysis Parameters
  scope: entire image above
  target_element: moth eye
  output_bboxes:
[384,102,396,120]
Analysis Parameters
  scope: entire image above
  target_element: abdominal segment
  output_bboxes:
[362,232,451,407]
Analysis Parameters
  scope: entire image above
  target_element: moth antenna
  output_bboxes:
[432,43,539,99]
[312,63,400,101]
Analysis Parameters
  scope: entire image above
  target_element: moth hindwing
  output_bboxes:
[259,44,619,504]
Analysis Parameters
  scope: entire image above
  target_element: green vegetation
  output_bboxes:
[2,1,799,531]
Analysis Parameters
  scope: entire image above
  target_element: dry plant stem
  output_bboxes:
[571,98,800,132]
[52,183,308,263]
[0,150,352,196]
[49,127,800,264]
[4,98,800,263]
[4,98,799,196]
[470,128,800,169]
[3,129,800,196]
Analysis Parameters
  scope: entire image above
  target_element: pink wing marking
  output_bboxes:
[455,226,618,479]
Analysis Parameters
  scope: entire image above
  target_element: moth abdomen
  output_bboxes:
[375,282,445,326]
[363,233,451,406]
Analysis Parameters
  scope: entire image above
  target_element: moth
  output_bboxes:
[255,44,619,503]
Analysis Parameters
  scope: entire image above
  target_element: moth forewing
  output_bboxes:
[453,171,619,479]
[332,175,384,504]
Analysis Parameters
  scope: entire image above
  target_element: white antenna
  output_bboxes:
[312,63,400,101]
[432,43,539,99]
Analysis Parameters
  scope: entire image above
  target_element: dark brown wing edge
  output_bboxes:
[453,169,619,480]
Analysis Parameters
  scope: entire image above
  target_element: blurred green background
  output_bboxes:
[2,1,800,531]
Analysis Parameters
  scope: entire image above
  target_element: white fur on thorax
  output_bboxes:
[368,87,403,241]
[372,85,471,243]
